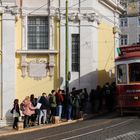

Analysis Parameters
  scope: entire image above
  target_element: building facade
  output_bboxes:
[0,0,124,126]
[59,0,124,91]
[0,0,60,125]
[120,0,140,46]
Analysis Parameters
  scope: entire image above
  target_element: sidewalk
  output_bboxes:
[0,111,108,138]
[0,118,84,138]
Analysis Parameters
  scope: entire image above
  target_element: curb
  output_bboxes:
[0,118,83,138]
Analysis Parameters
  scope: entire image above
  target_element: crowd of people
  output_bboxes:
[89,82,116,114]
[10,88,88,129]
[10,82,116,130]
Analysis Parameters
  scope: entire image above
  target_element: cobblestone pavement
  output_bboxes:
[106,131,140,140]
[0,118,84,137]
[1,113,140,140]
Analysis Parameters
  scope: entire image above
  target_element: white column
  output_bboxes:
[2,13,16,120]
[49,16,55,77]
[22,16,27,50]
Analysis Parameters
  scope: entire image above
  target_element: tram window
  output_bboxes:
[129,63,140,82]
[117,64,127,84]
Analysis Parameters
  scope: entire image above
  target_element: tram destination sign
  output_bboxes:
[126,89,140,93]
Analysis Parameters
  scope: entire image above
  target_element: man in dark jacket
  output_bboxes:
[38,93,49,124]
[55,89,64,120]
[65,93,73,121]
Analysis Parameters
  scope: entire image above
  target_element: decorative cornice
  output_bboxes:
[67,12,101,24]
[98,0,125,14]
[16,49,59,54]
[0,5,19,15]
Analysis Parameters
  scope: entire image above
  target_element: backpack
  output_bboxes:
[73,97,80,108]
[49,96,53,104]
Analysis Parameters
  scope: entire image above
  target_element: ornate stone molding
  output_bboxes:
[49,54,55,77]
[28,59,48,80]
[21,54,28,78]
[60,12,101,24]
[17,50,58,79]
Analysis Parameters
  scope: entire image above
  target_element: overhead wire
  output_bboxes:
[25,0,121,25]
[27,0,54,15]
[23,0,121,50]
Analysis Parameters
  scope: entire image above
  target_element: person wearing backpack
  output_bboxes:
[72,94,80,119]
[104,83,112,111]
[49,90,57,123]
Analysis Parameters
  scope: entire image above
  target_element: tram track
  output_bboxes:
[1,113,140,140]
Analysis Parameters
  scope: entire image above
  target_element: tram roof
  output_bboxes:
[115,52,140,61]
[116,43,140,61]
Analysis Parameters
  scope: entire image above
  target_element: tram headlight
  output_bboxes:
[134,96,139,100]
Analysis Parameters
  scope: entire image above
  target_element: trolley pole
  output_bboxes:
[65,0,69,94]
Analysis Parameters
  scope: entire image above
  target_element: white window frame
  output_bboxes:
[139,1,140,13]
[22,15,51,50]
[120,34,128,46]
[71,34,80,72]
[137,33,140,43]
[27,16,49,50]
[120,18,128,27]
[138,17,140,27]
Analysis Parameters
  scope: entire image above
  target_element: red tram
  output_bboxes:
[115,43,140,114]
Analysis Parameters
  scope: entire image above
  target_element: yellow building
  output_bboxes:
[0,0,60,125]
[0,0,124,126]
[98,0,124,86]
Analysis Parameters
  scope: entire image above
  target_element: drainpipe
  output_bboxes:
[20,0,22,17]
[0,15,2,120]
[0,0,3,119]
[78,0,80,88]
[65,0,69,93]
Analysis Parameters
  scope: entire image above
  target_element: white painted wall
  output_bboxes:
[59,0,121,92]
[60,0,99,92]
[80,21,98,91]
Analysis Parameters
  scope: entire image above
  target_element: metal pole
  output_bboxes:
[65,0,69,93]
[0,15,2,120]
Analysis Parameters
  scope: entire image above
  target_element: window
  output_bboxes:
[138,34,140,43]
[138,17,140,26]
[120,18,128,27]
[28,16,49,49]
[129,63,140,82]
[117,64,127,84]
[71,34,80,72]
[139,1,140,13]
[120,34,128,45]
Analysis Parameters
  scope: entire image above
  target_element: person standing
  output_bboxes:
[55,89,64,120]
[104,83,112,111]
[49,90,57,123]
[30,94,37,126]
[72,94,80,119]
[38,93,49,125]
[65,93,73,121]
[61,90,66,119]
[22,96,36,128]
[11,99,20,129]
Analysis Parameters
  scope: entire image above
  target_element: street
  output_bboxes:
[1,112,140,140]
